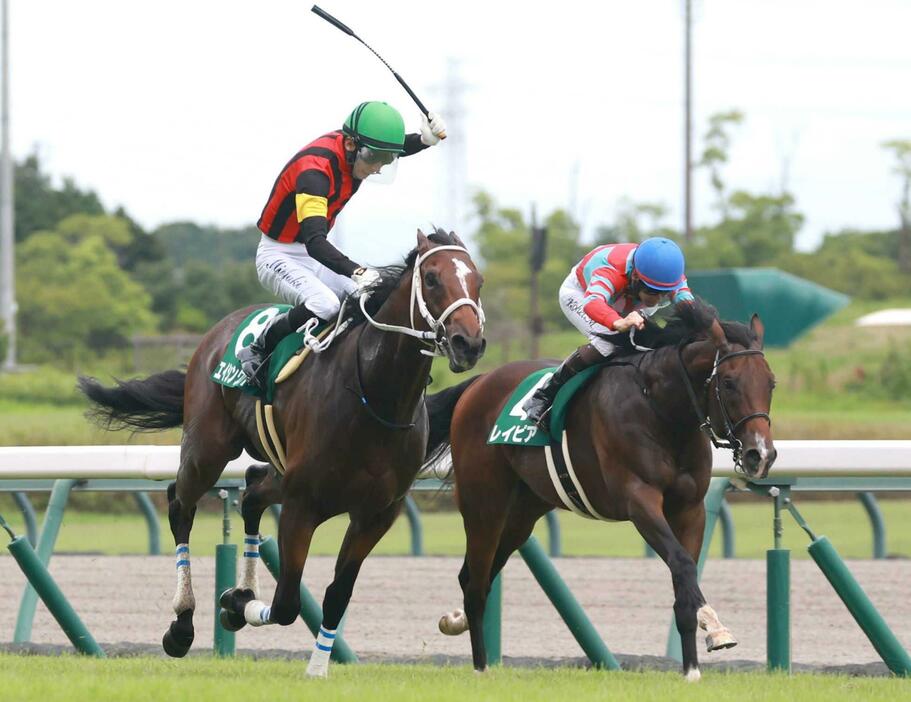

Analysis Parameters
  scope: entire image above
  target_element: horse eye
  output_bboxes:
[424,271,439,288]
[722,377,736,391]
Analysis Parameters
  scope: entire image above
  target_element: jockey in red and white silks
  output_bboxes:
[560,241,694,356]
[524,237,694,430]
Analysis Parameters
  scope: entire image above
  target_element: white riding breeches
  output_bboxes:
[558,269,619,357]
[255,235,358,320]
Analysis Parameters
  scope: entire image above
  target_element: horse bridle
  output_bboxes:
[350,244,485,430]
[677,345,771,472]
[358,244,485,357]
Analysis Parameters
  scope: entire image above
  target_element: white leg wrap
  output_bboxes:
[238,534,260,596]
[243,599,272,627]
[172,544,195,614]
[698,603,737,651]
[305,625,336,678]
[685,667,702,683]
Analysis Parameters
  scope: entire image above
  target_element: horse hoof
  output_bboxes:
[438,609,468,636]
[162,610,195,658]
[219,608,247,632]
[685,667,701,683]
[219,587,254,613]
[705,628,737,651]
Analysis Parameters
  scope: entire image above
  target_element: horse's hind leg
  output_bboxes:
[306,500,403,678]
[454,453,518,672]
[223,499,315,636]
[441,484,550,639]
[219,464,282,633]
[162,417,241,657]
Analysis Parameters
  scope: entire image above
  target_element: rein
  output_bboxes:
[676,345,771,472]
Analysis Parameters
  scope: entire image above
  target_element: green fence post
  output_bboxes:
[483,573,502,666]
[258,535,358,663]
[666,477,729,661]
[856,492,886,560]
[132,492,161,556]
[7,535,105,657]
[403,495,423,556]
[545,510,562,558]
[15,478,76,643]
[719,499,735,559]
[808,535,911,676]
[519,536,620,669]
[11,492,38,546]
[213,489,237,656]
[767,548,791,671]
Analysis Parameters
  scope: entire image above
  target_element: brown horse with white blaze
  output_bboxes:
[80,229,485,677]
[424,300,775,679]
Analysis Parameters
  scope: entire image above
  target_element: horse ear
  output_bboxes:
[709,318,731,353]
[750,314,765,349]
[416,229,431,252]
[450,231,466,248]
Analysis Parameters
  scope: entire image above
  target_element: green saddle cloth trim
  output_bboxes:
[211,304,329,403]
[487,364,603,446]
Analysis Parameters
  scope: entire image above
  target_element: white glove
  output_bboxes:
[351,267,381,293]
[420,111,447,146]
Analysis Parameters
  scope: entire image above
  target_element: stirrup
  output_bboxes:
[299,318,323,354]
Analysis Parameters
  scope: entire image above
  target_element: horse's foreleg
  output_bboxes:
[306,500,403,678]
[667,501,737,653]
[628,486,704,681]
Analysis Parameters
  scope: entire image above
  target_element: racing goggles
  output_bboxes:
[356,146,399,166]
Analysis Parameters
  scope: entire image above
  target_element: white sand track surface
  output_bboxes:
[1,554,909,671]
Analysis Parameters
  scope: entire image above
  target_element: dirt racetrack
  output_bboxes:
[2,554,909,672]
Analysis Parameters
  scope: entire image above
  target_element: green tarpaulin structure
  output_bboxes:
[685,268,849,347]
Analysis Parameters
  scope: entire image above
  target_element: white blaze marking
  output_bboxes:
[452,258,472,297]
[755,434,769,459]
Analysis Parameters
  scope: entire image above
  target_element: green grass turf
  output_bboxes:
[0,656,904,702]
[1,498,908,560]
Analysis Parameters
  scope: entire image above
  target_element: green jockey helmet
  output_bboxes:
[343,101,406,154]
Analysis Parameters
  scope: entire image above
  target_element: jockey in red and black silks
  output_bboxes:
[237,100,447,389]
[523,237,695,431]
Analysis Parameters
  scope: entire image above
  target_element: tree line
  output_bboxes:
[3,111,910,366]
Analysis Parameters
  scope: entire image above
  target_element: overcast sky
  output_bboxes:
[10,0,911,265]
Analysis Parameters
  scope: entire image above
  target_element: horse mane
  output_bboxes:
[343,227,460,329]
[611,297,757,354]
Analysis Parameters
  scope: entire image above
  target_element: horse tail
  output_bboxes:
[78,370,186,432]
[423,375,482,466]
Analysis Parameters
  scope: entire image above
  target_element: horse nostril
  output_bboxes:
[477,338,487,359]
[743,448,762,476]
[451,334,469,354]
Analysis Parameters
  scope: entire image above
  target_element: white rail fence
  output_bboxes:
[0,440,910,480]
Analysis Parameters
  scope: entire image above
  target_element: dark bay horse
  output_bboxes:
[80,229,485,677]
[424,300,775,680]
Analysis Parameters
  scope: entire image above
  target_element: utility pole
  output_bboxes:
[0,0,15,371]
[529,204,547,359]
[683,0,693,242]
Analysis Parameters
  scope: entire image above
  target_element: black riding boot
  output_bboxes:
[523,344,604,432]
[237,304,319,389]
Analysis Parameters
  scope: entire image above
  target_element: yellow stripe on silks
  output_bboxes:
[255,400,283,474]
[264,404,288,474]
[296,193,328,222]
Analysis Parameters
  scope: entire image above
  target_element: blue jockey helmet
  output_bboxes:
[633,237,686,291]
